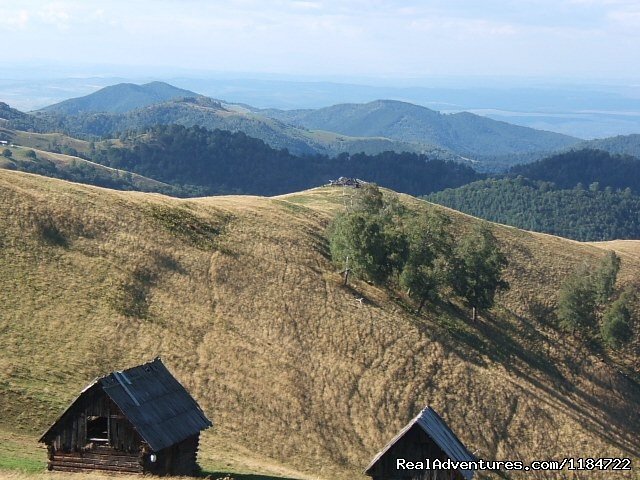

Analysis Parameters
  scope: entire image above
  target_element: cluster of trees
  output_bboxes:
[88,124,482,197]
[329,184,508,319]
[557,252,635,348]
[427,177,640,241]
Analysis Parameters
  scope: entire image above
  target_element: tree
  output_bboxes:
[2,148,11,158]
[25,149,37,159]
[451,225,509,320]
[352,183,384,214]
[601,292,633,348]
[556,265,597,332]
[593,251,621,305]
[400,211,453,313]
[329,211,397,285]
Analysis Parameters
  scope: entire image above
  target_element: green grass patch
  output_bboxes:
[0,431,45,474]
[0,455,44,473]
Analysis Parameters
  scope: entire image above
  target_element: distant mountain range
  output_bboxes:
[262,100,580,158]
[16,81,584,168]
[2,82,639,175]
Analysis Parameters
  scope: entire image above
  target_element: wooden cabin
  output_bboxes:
[365,406,475,480]
[39,358,212,475]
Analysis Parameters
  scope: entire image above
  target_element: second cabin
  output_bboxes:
[365,406,476,480]
[39,358,212,475]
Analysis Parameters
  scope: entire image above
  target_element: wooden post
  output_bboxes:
[343,256,350,286]
[472,306,476,321]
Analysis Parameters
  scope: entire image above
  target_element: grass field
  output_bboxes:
[0,170,638,479]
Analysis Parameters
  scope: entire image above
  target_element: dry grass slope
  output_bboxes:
[0,170,639,480]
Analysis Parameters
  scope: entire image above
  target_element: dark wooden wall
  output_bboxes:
[45,386,141,454]
[48,446,143,474]
[143,435,201,476]
[368,425,465,480]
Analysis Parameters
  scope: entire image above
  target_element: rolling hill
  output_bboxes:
[0,124,481,196]
[575,134,640,161]
[38,81,198,115]
[262,100,581,158]
[0,169,638,479]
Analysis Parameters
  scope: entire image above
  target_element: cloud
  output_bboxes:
[0,0,637,79]
[0,10,29,30]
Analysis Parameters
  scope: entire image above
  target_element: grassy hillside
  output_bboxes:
[263,100,580,158]
[0,170,639,479]
[0,145,176,194]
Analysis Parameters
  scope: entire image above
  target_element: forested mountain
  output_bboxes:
[38,81,198,115]
[427,177,640,241]
[511,149,640,192]
[262,99,581,157]
[89,124,482,196]
[576,134,640,159]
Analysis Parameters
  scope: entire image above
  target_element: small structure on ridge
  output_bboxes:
[328,177,366,188]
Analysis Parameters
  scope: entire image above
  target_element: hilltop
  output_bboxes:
[37,82,198,115]
[0,169,638,479]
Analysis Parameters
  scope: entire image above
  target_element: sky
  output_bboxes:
[0,0,639,81]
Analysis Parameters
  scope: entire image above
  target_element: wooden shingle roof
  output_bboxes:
[365,406,476,480]
[40,358,212,452]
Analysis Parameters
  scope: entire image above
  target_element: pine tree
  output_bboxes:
[593,251,621,305]
[556,265,597,332]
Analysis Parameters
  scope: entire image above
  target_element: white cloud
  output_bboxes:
[0,0,637,79]
[0,10,29,30]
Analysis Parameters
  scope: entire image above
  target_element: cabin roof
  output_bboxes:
[40,358,212,452]
[365,406,475,480]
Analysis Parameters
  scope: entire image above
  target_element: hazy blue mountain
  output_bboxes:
[37,96,453,158]
[575,134,640,159]
[263,100,581,157]
[38,82,198,115]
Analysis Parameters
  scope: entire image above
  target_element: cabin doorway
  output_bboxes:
[86,416,109,445]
